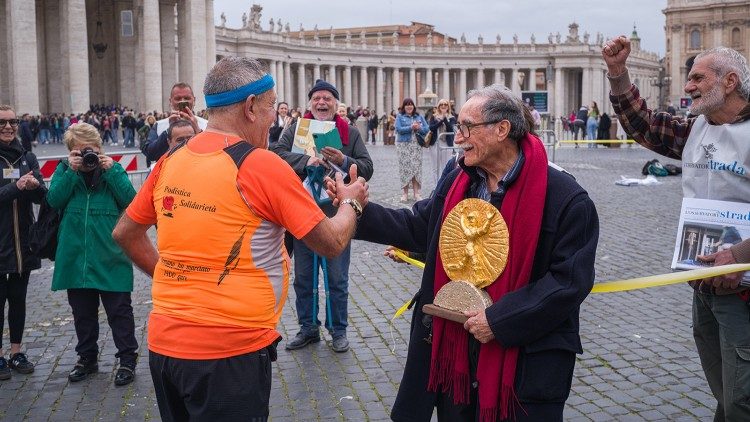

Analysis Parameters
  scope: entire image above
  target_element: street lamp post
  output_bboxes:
[650,63,671,111]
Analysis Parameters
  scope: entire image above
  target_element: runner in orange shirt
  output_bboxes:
[112,57,368,422]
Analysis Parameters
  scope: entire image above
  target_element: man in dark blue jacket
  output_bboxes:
[348,84,599,421]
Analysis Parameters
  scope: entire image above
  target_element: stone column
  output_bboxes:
[385,69,393,113]
[392,68,400,109]
[511,68,521,97]
[0,0,8,104]
[60,0,88,114]
[554,67,564,120]
[669,27,682,106]
[283,61,292,103]
[178,0,208,110]
[442,69,451,100]
[360,66,368,107]
[368,68,376,109]
[7,0,40,114]
[141,0,163,112]
[425,68,433,93]
[459,68,467,108]
[581,67,592,106]
[476,68,485,89]
[296,63,306,110]
[268,60,279,90]
[529,68,538,91]
[376,67,384,115]
[160,1,177,110]
[344,65,353,106]
[409,68,417,99]
[331,65,339,90]
[494,69,502,86]
[205,0,216,68]
[591,67,604,112]
[313,64,321,82]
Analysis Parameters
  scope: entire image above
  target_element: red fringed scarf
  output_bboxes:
[303,112,350,146]
[427,133,548,421]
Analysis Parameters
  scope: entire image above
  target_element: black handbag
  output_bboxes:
[28,199,61,261]
[415,131,427,147]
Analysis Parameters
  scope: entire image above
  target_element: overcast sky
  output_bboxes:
[214,0,667,55]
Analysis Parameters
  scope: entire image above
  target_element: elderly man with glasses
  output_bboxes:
[343,84,599,421]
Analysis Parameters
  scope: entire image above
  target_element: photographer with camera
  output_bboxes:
[143,83,208,164]
[47,122,138,387]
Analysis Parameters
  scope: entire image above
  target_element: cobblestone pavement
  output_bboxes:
[1,142,715,421]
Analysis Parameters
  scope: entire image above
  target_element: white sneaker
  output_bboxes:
[112,142,118,146]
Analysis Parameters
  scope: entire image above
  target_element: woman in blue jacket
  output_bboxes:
[395,98,428,202]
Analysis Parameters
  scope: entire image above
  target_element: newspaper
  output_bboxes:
[292,118,336,156]
[671,197,750,284]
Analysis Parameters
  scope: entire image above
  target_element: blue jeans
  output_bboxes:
[292,238,350,338]
[586,117,598,144]
[111,128,119,144]
[38,129,50,144]
[124,128,135,146]
[693,292,750,421]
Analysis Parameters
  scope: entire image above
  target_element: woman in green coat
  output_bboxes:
[47,122,138,387]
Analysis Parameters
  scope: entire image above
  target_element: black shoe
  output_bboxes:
[331,335,350,353]
[114,364,135,386]
[285,331,320,350]
[68,357,98,382]
[9,353,34,374]
[0,357,10,380]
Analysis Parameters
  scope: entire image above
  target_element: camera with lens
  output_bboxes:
[80,147,100,170]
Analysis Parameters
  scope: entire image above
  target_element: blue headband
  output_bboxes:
[204,74,275,107]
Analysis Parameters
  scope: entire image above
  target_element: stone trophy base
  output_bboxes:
[422,280,493,324]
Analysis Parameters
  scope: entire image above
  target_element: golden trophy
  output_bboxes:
[422,198,509,323]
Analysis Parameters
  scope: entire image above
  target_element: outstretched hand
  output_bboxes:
[324,164,369,208]
[601,35,631,77]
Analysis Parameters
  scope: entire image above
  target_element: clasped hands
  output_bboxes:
[323,163,369,209]
[16,171,40,191]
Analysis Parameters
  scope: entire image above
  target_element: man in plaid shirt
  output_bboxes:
[603,36,750,420]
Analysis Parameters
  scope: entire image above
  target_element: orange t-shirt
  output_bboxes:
[127,132,325,359]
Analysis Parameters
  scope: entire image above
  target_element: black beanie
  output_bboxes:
[308,79,340,100]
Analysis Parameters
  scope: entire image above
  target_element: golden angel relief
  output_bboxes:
[439,199,509,288]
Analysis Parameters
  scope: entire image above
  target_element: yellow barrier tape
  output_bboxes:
[392,248,426,269]
[389,249,750,318]
[390,248,424,319]
[591,263,750,293]
[558,139,636,144]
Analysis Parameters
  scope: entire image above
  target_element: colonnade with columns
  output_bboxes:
[262,61,566,115]
[0,0,216,114]
[255,59,630,120]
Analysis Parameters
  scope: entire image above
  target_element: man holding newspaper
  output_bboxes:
[271,79,373,353]
[603,37,750,420]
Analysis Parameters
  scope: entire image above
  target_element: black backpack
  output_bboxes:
[28,199,61,261]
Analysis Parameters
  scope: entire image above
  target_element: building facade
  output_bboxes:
[217,6,662,121]
[0,0,216,115]
[664,0,750,108]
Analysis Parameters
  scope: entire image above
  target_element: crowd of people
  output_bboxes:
[0,37,747,422]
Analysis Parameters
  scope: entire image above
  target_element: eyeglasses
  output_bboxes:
[455,120,501,138]
[0,119,20,128]
[174,136,193,144]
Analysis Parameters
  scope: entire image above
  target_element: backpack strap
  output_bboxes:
[223,141,256,168]
[166,138,188,157]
